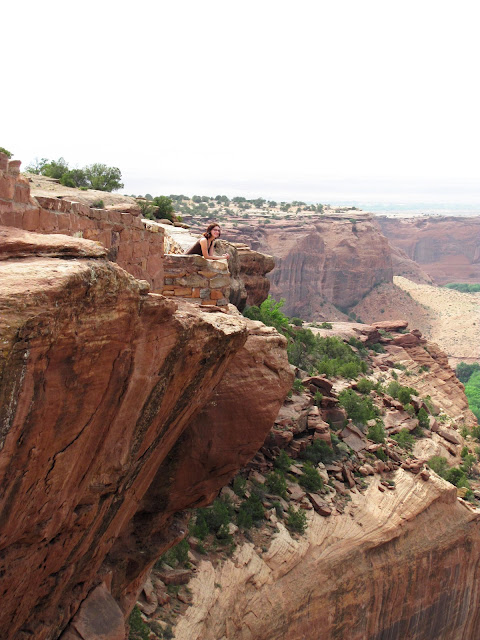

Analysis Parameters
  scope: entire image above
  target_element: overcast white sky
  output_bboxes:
[4,0,480,203]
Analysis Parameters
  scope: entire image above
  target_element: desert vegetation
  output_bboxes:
[25,157,124,192]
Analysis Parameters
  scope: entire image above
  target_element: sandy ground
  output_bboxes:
[394,276,480,368]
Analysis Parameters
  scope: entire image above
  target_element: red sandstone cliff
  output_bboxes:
[0,224,292,639]
[221,214,393,318]
[378,215,480,285]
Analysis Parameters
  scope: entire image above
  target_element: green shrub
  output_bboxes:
[300,439,335,464]
[60,168,88,188]
[314,391,323,407]
[391,428,415,450]
[84,163,124,191]
[0,147,12,158]
[461,454,477,474]
[265,471,288,498]
[445,466,469,488]
[191,510,209,540]
[291,317,303,326]
[398,387,413,406]
[417,408,430,430]
[243,296,290,334]
[427,456,449,477]
[292,378,304,393]
[370,343,386,353]
[90,199,105,209]
[320,321,333,329]
[446,283,480,293]
[338,389,378,425]
[157,538,189,568]
[128,606,150,640]
[465,371,480,422]
[193,499,233,539]
[237,493,265,529]
[233,475,247,497]
[286,506,307,534]
[356,378,375,394]
[375,447,387,461]
[274,450,292,473]
[298,461,323,492]
[153,195,175,221]
[367,421,386,444]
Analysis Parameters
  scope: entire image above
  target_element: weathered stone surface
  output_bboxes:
[175,470,480,640]
[308,493,332,516]
[157,569,192,586]
[63,583,125,640]
[378,215,480,285]
[0,225,107,259]
[0,235,292,639]
[437,427,462,446]
[229,242,274,308]
[372,320,409,331]
[221,214,393,317]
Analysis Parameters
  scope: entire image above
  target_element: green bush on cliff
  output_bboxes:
[128,606,150,640]
[300,439,335,464]
[274,449,293,472]
[427,456,449,477]
[338,389,378,426]
[237,492,265,529]
[265,471,288,498]
[286,505,307,534]
[456,362,480,384]
[298,461,323,492]
[0,146,12,158]
[356,378,375,394]
[367,420,386,444]
[243,296,290,334]
[244,297,366,379]
[391,428,415,450]
[157,538,189,568]
[25,157,124,192]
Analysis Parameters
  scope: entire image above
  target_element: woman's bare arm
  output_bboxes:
[200,237,228,260]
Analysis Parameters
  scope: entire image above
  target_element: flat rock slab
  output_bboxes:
[0,225,106,259]
[308,493,332,516]
[62,584,125,640]
[157,569,192,586]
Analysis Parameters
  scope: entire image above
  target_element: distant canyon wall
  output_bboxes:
[222,214,393,318]
[378,215,480,285]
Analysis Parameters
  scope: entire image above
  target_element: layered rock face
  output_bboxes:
[222,214,393,317]
[0,153,165,290]
[0,226,292,639]
[378,215,480,284]
[167,322,480,640]
[175,471,480,640]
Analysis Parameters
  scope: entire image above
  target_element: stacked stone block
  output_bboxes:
[0,153,165,291]
[162,254,231,306]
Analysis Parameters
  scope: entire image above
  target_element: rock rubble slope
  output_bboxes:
[146,321,480,640]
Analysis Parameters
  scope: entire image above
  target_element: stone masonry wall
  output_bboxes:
[162,254,231,306]
[0,153,165,290]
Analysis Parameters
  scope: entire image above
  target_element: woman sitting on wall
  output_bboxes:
[186,222,229,260]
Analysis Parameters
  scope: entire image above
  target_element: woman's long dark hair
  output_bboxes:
[203,223,221,239]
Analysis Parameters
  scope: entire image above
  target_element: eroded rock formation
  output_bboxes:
[175,470,480,640]
[0,225,292,639]
[378,215,480,285]
[160,322,480,640]
[221,214,393,318]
